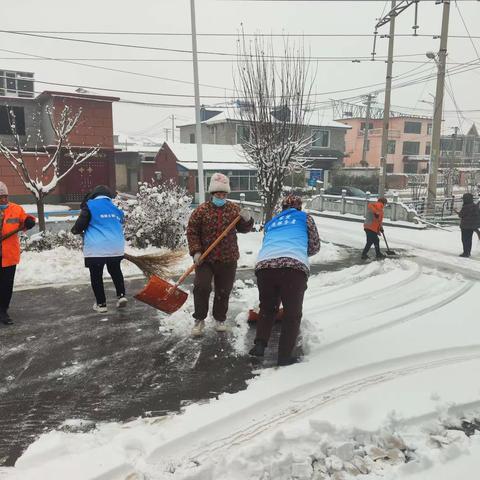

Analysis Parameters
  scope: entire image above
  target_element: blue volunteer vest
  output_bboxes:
[256,208,309,267]
[83,196,125,258]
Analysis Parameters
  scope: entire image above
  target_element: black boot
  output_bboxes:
[0,310,13,325]
[249,339,267,357]
[277,356,299,367]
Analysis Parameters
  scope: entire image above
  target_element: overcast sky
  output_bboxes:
[1,0,479,140]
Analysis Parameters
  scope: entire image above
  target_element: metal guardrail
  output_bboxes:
[44,210,80,219]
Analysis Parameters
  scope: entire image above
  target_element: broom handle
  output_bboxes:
[175,215,241,287]
[0,226,23,243]
[381,231,391,250]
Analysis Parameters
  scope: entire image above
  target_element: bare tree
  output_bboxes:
[0,105,99,231]
[234,33,314,222]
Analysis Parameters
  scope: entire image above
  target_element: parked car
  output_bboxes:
[324,186,368,198]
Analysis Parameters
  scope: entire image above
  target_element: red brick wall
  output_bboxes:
[0,153,59,197]
[52,97,114,149]
[140,144,178,185]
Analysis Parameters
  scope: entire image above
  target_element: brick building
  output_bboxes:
[338,116,433,174]
[0,82,119,203]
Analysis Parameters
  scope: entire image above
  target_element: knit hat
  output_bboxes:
[208,173,231,194]
[463,193,474,204]
[0,181,8,196]
[282,194,302,210]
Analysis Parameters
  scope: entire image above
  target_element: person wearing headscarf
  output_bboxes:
[249,194,320,366]
[71,185,127,312]
[187,173,254,336]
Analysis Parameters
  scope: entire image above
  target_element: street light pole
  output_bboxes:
[426,0,451,216]
[379,0,396,197]
[361,93,374,167]
[190,0,205,203]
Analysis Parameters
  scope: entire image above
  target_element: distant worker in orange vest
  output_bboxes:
[0,181,36,325]
[361,197,388,260]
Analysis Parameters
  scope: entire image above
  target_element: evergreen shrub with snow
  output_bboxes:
[116,181,192,250]
[23,230,82,252]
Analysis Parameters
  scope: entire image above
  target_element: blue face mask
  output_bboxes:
[212,197,226,207]
[0,204,7,210]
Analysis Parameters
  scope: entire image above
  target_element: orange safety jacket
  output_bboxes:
[0,202,35,267]
[364,201,384,234]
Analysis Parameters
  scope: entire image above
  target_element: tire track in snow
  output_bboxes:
[307,263,422,313]
[314,280,473,354]
[158,345,480,467]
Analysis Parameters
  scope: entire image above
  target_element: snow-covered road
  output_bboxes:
[2,217,480,479]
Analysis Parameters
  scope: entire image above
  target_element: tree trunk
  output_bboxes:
[36,197,46,232]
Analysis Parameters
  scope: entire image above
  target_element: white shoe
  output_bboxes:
[117,295,128,308]
[215,321,227,332]
[93,303,108,313]
[191,320,205,337]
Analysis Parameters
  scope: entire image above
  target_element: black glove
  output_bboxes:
[380,227,384,233]
[24,217,36,230]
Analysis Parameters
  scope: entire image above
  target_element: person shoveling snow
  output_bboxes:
[248,194,320,366]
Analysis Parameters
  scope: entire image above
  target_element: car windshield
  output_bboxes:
[348,187,366,197]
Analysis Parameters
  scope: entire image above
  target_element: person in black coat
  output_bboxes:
[455,193,480,258]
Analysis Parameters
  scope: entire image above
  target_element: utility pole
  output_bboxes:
[190,0,205,203]
[171,114,175,143]
[379,0,396,196]
[361,94,374,167]
[426,0,451,216]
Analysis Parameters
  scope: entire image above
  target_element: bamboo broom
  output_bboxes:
[124,250,186,279]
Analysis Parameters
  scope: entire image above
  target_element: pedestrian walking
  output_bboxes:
[455,193,480,258]
[361,197,388,260]
[0,181,36,325]
[187,173,254,336]
[248,194,321,366]
[71,185,127,312]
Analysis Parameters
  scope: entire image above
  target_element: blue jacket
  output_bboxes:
[256,208,309,267]
[83,196,125,258]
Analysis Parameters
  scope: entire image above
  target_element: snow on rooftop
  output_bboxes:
[178,108,351,129]
[165,142,253,171]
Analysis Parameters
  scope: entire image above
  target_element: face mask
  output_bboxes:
[212,197,226,207]
[0,204,7,210]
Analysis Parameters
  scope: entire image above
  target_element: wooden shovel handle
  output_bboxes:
[175,215,241,287]
[0,226,23,243]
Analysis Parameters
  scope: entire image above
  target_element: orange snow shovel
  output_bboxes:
[135,216,241,314]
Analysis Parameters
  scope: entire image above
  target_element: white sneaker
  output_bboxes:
[117,295,128,308]
[215,321,227,332]
[191,320,205,337]
[93,303,108,313]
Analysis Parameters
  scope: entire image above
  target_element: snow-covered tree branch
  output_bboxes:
[234,33,315,221]
[0,105,99,231]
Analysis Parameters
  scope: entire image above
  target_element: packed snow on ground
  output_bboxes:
[16,231,343,288]
[5,243,480,479]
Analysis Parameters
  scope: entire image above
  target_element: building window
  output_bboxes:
[0,106,26,135]
[197,171,257,192]
[189,133,195,144]
[403,162,418,174]
[387,140,396,154]
[0,70,34,98]
[312,129,330,148]
[427,123,433,135]
[360,122,374,131]
[402,141,420,155]
[404,121,422,134]
[386,163,394,173]
[236,124,251,144]
[425,142,431,155]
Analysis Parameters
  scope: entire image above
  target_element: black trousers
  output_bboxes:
[255,268,307,360]
[193,261,237,322]
[0,265,17,312]
[362,229,381,256]
[88,259,125,305]
[461,229,474,256]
